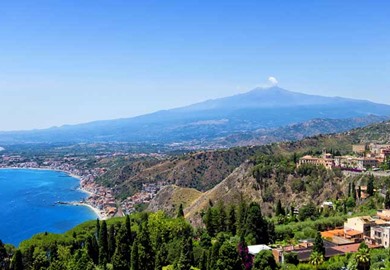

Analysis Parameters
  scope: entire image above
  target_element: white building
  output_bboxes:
[248,245,272,256]
[371,226,390,248]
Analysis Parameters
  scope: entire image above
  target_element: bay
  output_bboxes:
[0,169,98,246]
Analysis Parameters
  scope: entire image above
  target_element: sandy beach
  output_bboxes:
[69,202,106,220]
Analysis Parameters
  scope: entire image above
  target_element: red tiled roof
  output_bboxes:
[332,243,360,253]
[321,229,344,238]
[345,230,363,236]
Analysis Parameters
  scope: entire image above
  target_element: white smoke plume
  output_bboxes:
[268,76,278,86]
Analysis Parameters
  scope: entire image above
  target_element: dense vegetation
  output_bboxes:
[0,194,389,270]
[1,163,390,269]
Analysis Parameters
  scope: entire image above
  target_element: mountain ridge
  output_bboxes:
[147,119,390,223]
[1,86,390,145]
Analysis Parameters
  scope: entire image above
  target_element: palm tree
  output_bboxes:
[309,251,324,269]
[355,247,370,270]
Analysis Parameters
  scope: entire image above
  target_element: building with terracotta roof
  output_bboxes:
[344,216,376,238]
[272,239,380,263]
[298,153,334,169]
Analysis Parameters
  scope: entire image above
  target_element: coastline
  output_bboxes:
[66,201,105,220]
[0,166,104,220]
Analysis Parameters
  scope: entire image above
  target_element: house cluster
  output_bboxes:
[340,211,390,249]
[120,181,167,214]
[80,175,119,219]
[248,240,378,264]
[0,155,97,177]
[0,155,39,169]
[354,143,390,163]
[298,143,390,171]
[252,212,390,263]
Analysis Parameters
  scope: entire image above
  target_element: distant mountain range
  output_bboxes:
[1,86,390,145]
[215,115,390,147]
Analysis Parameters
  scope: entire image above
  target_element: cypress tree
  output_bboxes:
[198,250,208,270]
[293,152,298,164]
[99,220,109,266]
[358,186,362,199]
[237,199,247,236]
[96,219,100,240]
[12,250,23,270]
[290,206,295,217]
[108,224,116,260]
[216,201,227,232]
[245,202,269,244]
[275,199,285,216]
[176,237,194,270]
[125,215,133,245]
[112,224,131,270]
[131,238,139,270]
[177,204,185,218]
[351,182,356,200]
[313,231,325,256]
[367,174,375,196]
[137,223,155,270]
[199,232,211,249]
[385,190,390,209]
[204,207,215,237]
[267,221,276,244]
[348,182,351,197]
[86,234,99,264]
[227,205,237,235]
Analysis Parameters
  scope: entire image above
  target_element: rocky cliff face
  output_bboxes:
[149,159,347,226]
[147,185,202,216]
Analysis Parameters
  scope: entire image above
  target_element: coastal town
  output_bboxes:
[0,152,167,219]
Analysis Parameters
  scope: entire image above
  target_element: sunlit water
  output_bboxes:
[0,169,97,246]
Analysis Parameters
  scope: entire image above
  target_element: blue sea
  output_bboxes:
[0,169,98,246]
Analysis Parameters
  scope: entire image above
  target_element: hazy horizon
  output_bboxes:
[1,84,389,133]
[1,1,389,131]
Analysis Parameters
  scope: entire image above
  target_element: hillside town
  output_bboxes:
[298,143,390,171]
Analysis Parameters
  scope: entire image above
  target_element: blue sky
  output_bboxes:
[0,0,389,130]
